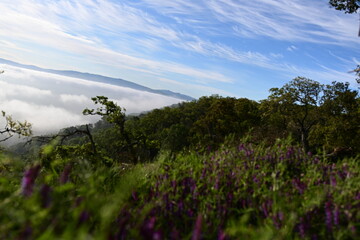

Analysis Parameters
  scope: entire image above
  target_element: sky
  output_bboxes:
[0,0,359,135]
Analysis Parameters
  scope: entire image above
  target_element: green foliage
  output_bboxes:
[1,139,359,239]
[263,77,359,153]
[329,0,360,13]
[2,70,359,239]
[83,96,126,131]
[83,96,138,163]
[265,77,323,152]
[0,111,32,143]
[311,81,360,151]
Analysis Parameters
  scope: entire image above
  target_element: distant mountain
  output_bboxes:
[0,58,195,101]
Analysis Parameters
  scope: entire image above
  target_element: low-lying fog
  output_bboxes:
[0,65,184,138]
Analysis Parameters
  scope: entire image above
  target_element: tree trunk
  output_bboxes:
[300,128,309,153]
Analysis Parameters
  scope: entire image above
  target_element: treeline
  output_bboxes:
[13,77,359,164]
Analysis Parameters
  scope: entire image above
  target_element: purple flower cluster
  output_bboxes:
[108,143,359,239]
[15,142,359,239]
[21,165,41,197]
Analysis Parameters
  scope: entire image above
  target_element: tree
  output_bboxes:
[266,77,323,152]
[310,81,360,151]
[329,0,360,13]
[329,0,360,37]
[83,96,137,163]
[351,65,360,84]
[0,111,32,143]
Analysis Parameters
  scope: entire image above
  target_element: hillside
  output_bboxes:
[1,77,359,239]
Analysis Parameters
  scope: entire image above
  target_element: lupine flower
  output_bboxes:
[40,184,52,208]
[238,144,245,151]
[218,230,227,240]
[78,211,90,225]
[355,192,360,200]
[22,165,41,197]
[152,231,163,240]
[292,178,307,194]
[286,147,295,158]
[272,211,284,229]
[297,217,307,238]
[330,175,337,187]
[261,200,273,218]
[59,164,72,184]
[333,205,340,226]
[132,191,138,201]
[141,216,157,239]
[191,214,202,240]
[325,201,333,231]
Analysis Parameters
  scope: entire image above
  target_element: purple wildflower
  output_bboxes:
[330,175,337,187]
[78,210,90,225]
[59,164,72,184]
[238,143,245,152]
[252,175,260,184]
[215,178,220,190]
[272,211,284,229]
[313,157,320,164]
[286,147,294,158]
[297,217,307,238]
[333,205,340,226]
[22,165,41,197]
[191,214,202,240]
[355,192,360,200]
[218,229,227,240]
[132,191,138,201]
[141,216,157,239]
[292,178,307,194]
[171,180,177,189]
[324,201,333,231]
[261,200,273,218]
[152,231,163,240]
[40,184,52,208]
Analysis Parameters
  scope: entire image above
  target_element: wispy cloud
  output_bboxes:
[0,0,234,85]
[287,46,298,52]
[0,0,358,101]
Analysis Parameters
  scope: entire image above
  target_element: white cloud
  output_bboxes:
[0,0,234,84]
[0,0,358,102]
[0,81,52,100]
[206,0,357,44]
[158,77,233,96]
[287,45,298,52]
[0,65,184,135]
[0,99,89,133]
[60,94,89,104]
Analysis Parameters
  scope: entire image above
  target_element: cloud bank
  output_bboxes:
[0,65,184,135]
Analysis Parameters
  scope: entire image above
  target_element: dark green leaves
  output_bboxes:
[329,0,360,13]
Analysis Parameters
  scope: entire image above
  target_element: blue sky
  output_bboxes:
[0,0,359,100]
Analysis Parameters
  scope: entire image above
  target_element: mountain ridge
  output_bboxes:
[0,58,195,101]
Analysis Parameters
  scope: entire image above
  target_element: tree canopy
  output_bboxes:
[329,0,360,13]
